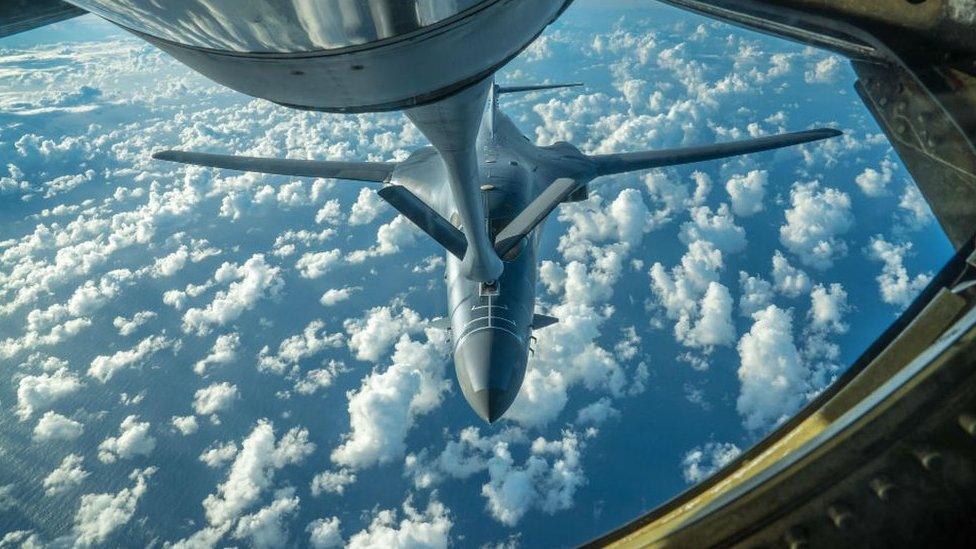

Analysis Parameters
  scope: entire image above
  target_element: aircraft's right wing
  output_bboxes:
[152,150,396,183]
[589,128,841,177]
[1,0,86,39]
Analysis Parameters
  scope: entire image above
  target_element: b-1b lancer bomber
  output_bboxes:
[52,0,840,422]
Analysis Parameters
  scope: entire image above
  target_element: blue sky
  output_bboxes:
[0,2,951,547]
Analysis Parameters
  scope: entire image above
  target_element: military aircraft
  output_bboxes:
[7,0,840,422]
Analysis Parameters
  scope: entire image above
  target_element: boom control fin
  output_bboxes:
[377,185,467,260]
[494,178,582,260]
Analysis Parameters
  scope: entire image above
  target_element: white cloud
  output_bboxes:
[771,250,811,298]
[74,467,155,547]
[296,249,342,279]
[97,415,156,463]
[232,491,300,549]
[738,271,774,317]
[867,236,931,308]
[685,282,735,349]
[199,441,238,469]
[15,367,83,420]
[331,330,450,469]
[171,415,199,436]
[182,254,283,336]
[315,199,342,225]
[294,360,346,396]
[258,320,344,375]
[112,311,156,336]
[201,420,314,531]
[193,382,239,418]
[779,182,853,270]
[681,442,741,483]
[43,453,89,496]
[804,56,841,84]
[347,498,451,549]
[307,517,343,548]
[736,306,807,430]
[88,335,170,383]
[33,411,83,442]
[854,158,896,197]
[310,468,357,496]
[679,203,747,257]
[344,306,425,363]
[320,286,360,307]
[808,283,849,334]
[348,188,387,225]
[896,182,934,231]
[194,333,240,376]
[152,246,189,277]
[575,398,620,425]
[725,170,767,216]
[482,431,586,526]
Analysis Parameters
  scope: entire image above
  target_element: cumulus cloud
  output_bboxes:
[771,250,811,298]
[33,411,84,442]
[171,415,199,436]
[725,170,767,216]
[88,335,170,383]
[182,254,283,336]
[344,306,425,363]
[44,453,89,496]
[896,182,934,231]
[320,286,360,307]
[199,441,238,469]
[330,329,450,469]
[74,467,155,547]
[307,517,343,548]
[193,382,239,418]
[232,491,300,549]
[738,271,774,317]
[346,497,451,549]
[736,306,807,430]
[258,320,344,375]
[348,188,387,226]
[681,442,741,483]
[296,249,342,279]
[194,333,240,375]
[16,367,83,420]
[867,236,931,308]
[112,311,156,336]
[482,431,586,526]
[97,415,156,463]
[804,56,842,84]
[855,158,896,197]
[679,204,747,254]
[649,240,733,351]
[808,283,849,333]
[779,182,853,270]
[200,420,314,534]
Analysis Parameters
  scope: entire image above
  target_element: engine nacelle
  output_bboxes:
[67,0,572,112]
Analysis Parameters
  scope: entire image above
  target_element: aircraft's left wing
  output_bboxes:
[152,150,396,183]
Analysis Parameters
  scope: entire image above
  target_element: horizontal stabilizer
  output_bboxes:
[589,128,842,176]
[153,150,396,183]
[495,178,582,260]
[377,185,467,260]
[532,314,559,330]
[496,83,583,95]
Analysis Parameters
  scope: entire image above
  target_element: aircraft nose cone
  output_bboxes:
[454,328,526,423]
[468,388,511,424]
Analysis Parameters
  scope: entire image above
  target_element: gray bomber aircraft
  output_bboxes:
[30,0,839,422]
